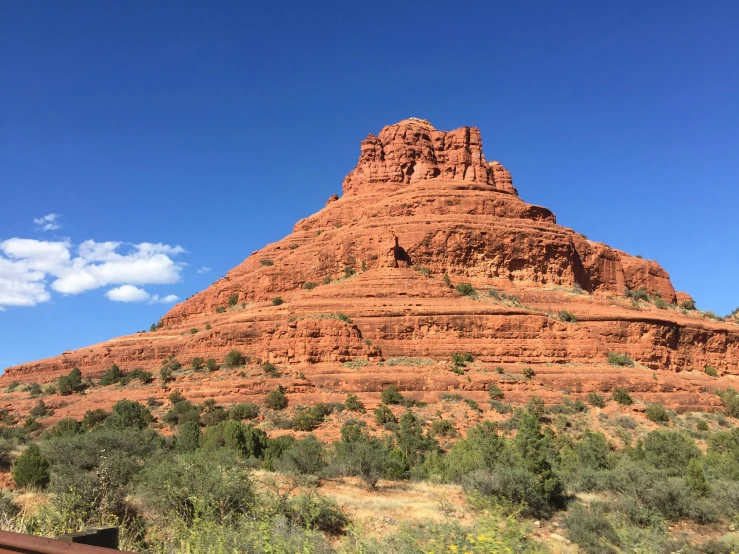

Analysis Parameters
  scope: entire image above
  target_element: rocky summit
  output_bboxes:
[3,118,738,420]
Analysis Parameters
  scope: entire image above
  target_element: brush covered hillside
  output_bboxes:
[1,118,738,422]
[1,120,739,553]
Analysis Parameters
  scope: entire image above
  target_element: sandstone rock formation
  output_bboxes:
[2,118,737,419]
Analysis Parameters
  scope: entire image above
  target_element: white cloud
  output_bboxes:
[106,285,150,302]
[150,294,179,304]
[0,238,186,308]
[33,213,61,231]
[196,266,211,274]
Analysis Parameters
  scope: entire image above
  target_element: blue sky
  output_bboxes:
[1,1,737,370]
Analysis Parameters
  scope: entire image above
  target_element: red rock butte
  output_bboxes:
[3,118,738,416]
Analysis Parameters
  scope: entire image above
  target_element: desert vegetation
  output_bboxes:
[0,376,738,554]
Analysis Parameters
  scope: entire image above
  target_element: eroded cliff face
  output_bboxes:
[2,119,736,416]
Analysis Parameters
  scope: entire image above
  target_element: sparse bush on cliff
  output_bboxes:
[82,408,109,430]
[57,367,84,396]
[260,259,274,266]
[654,297,669,309]
[271,297,284,306]
[681,298,696,310]
[608,352,635,367]
[229,403,259,421]
[717,388,739,418]
[558,310,577,323]
[443,274,451,286]
[191,357,204,371]
[265,386,288,410]
[100,364,124,386]
[106,400,154,430]
[381,385,404,405]
[523,367,536,380]
[455,282,476,296]
[345,393,365,412]
[303,281,318,290]
[587,391,606,408]
[374,404,396,425]
[322,276,331,285]
[705,365,719,377]
[612,386,634,406]
[625,287,649,302]
[206,358,220,372]
[343,266,356,278]
[646,403,670,424]
[30,400,49,418]
[488,384,504,401]
[224,349,246,368]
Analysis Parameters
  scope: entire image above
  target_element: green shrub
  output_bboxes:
[455,283,476,296]
[176,420,201,453]
[215,306,226,313]
[12,444,50,489]
[488,384,504,401]
[343,266,356,278]
[29,399,49,418]
[558,310,577,323]
[190,328,198,334]
[99,364,124,386]
[646,403,670,424]
[201,406,229,427]
[206,358,219,372]
[47,418,82,438]
[106,400,154,430]
[336,312,351,323]
[191,357,204,371]
[413,266,431,277]
[654,297,669,309]
[138,449,254,525]
[126,368,153,384]
[345,393,365,412]
[303,281,317,290]
[608,352,635,367]
[625,287,649,302]
[464,398,480,411]
[81,408,109,430]
[612,386,633,405]
[159,366,173,383]
[642,430,701,475]
[696,419,709,432]
[291,411,317,432]
[271,297,284,306]
[201,421,267,459]
[717,388,739,418]
[228,293,239,307]
[563,502,620,553]
[680,299,696,310]
[24,382,42,398]
[224,350,245,368]
[322,276,331,285]
[381,385,403,405]
[522,367,535,380]
[374,405,396,425]
[229,403,259,421]
[451,352,474,365]
[57,367,84,395]
[276,435,326,476]
[587,391,606,408]
[260,259,274,266]
[265,386,288,410]
[430,419,456,438]
[705,365,719,377]
[262,362,279,377]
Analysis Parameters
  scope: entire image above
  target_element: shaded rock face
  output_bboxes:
[3,119,737,416]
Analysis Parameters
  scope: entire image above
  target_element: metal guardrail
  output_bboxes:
[0,528,135,553]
